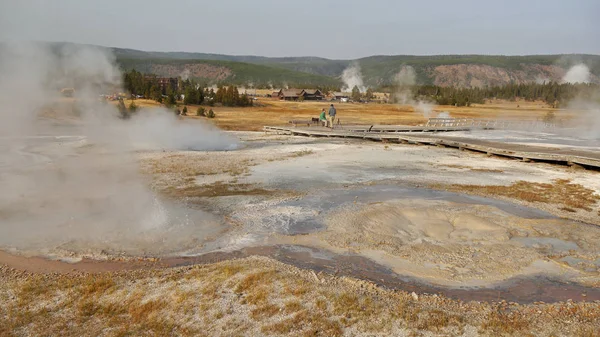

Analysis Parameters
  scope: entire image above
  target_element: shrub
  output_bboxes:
[182,106,188,116]
[117,99,130,119]
[196,107,206,116]
[207,109,215,118]
[128,101,138,113]
[543,111,556,123]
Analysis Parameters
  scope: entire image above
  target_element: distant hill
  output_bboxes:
[112,48,600,88]
[356,54,600,88]
[7,42,600,88]
[116,57,342,88]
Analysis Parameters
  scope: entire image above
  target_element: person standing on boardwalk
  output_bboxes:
[327,104,336,128]
[319,108,327,127]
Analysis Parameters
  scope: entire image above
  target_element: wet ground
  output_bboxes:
[172,245,600,304]
[255,184,556,236]
[2,244,597,304]
[2,130,600,304]
[430,129,600,155]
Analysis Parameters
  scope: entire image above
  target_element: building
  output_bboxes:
[299,89,324,100]
[274,89,303,101]
[145,76,179,94]
[274,88,323,101]
[156,77,179,93]
[330,92,349,101]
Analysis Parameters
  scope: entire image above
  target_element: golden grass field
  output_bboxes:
[123,97,565,131]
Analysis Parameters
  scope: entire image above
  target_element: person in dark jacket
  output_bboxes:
[327,104,336,128]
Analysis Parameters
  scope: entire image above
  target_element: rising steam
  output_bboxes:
[341,62,366,93]
[0,42,236,256]
[562,64,591,84]
[394,65,436,118]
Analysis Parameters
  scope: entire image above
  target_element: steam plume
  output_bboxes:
[0,42,236,255]
[341,62,366,93]
[394,65,435,118]
[562,64,591,84]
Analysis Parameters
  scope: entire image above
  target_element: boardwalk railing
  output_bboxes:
[425,118,556,130]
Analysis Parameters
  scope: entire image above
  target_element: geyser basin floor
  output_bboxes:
[135,132,600,290]
[3,131,600,301]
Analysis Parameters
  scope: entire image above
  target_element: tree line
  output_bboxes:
[124,69,598,109]
[411,82,599,107]
[122,69,252,107]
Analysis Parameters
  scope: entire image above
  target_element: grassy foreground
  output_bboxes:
[1,256,598,337]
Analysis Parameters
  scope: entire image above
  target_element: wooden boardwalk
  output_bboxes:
[263,126,600,170]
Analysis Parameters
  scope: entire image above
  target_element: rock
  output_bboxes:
[411,292,419,301]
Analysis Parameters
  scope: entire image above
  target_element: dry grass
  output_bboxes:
[481,309,530,335]
[438,179,600,212]
[140,154,253,178]
[250,303,281,320]
[163,182,274,198]
[289,149,314,158]
[436,163,504,173]
[471,168,505,173]
[283,300,303,314]
[2,257,599,336]
[0,258,600,336]
[114,98,562,131]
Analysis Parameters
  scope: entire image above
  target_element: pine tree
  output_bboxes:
[166,89,177,107]
[351,85,361,102]
[233,86,240,105]
[365,88,374,101]
[197,87,205,104]
[225,86,235,106]
[215,86,224,104]
[183,86,195,105]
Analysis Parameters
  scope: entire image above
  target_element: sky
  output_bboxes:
[0,0,598,59]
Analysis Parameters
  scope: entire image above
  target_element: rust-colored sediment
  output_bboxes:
[2,247,599,304]
[0,250,165,274]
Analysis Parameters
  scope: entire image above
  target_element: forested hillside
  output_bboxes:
[16,42,600,88]
[114,51,600,88]
[117,58,342,89]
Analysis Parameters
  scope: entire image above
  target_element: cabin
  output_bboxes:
[299,89,324,100]
[144,75,179,94]
[330,92,349,101]
[274,88,324,101]
[274,89,303,101]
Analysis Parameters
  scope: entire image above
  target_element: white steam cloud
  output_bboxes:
[562,64,591,84]
[341,62,366,93]
[394,65,436,118]
[0,42,236,256]
[180,68,191,81]
[563,97,600,140]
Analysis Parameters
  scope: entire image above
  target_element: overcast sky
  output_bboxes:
[0,0,598,59]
